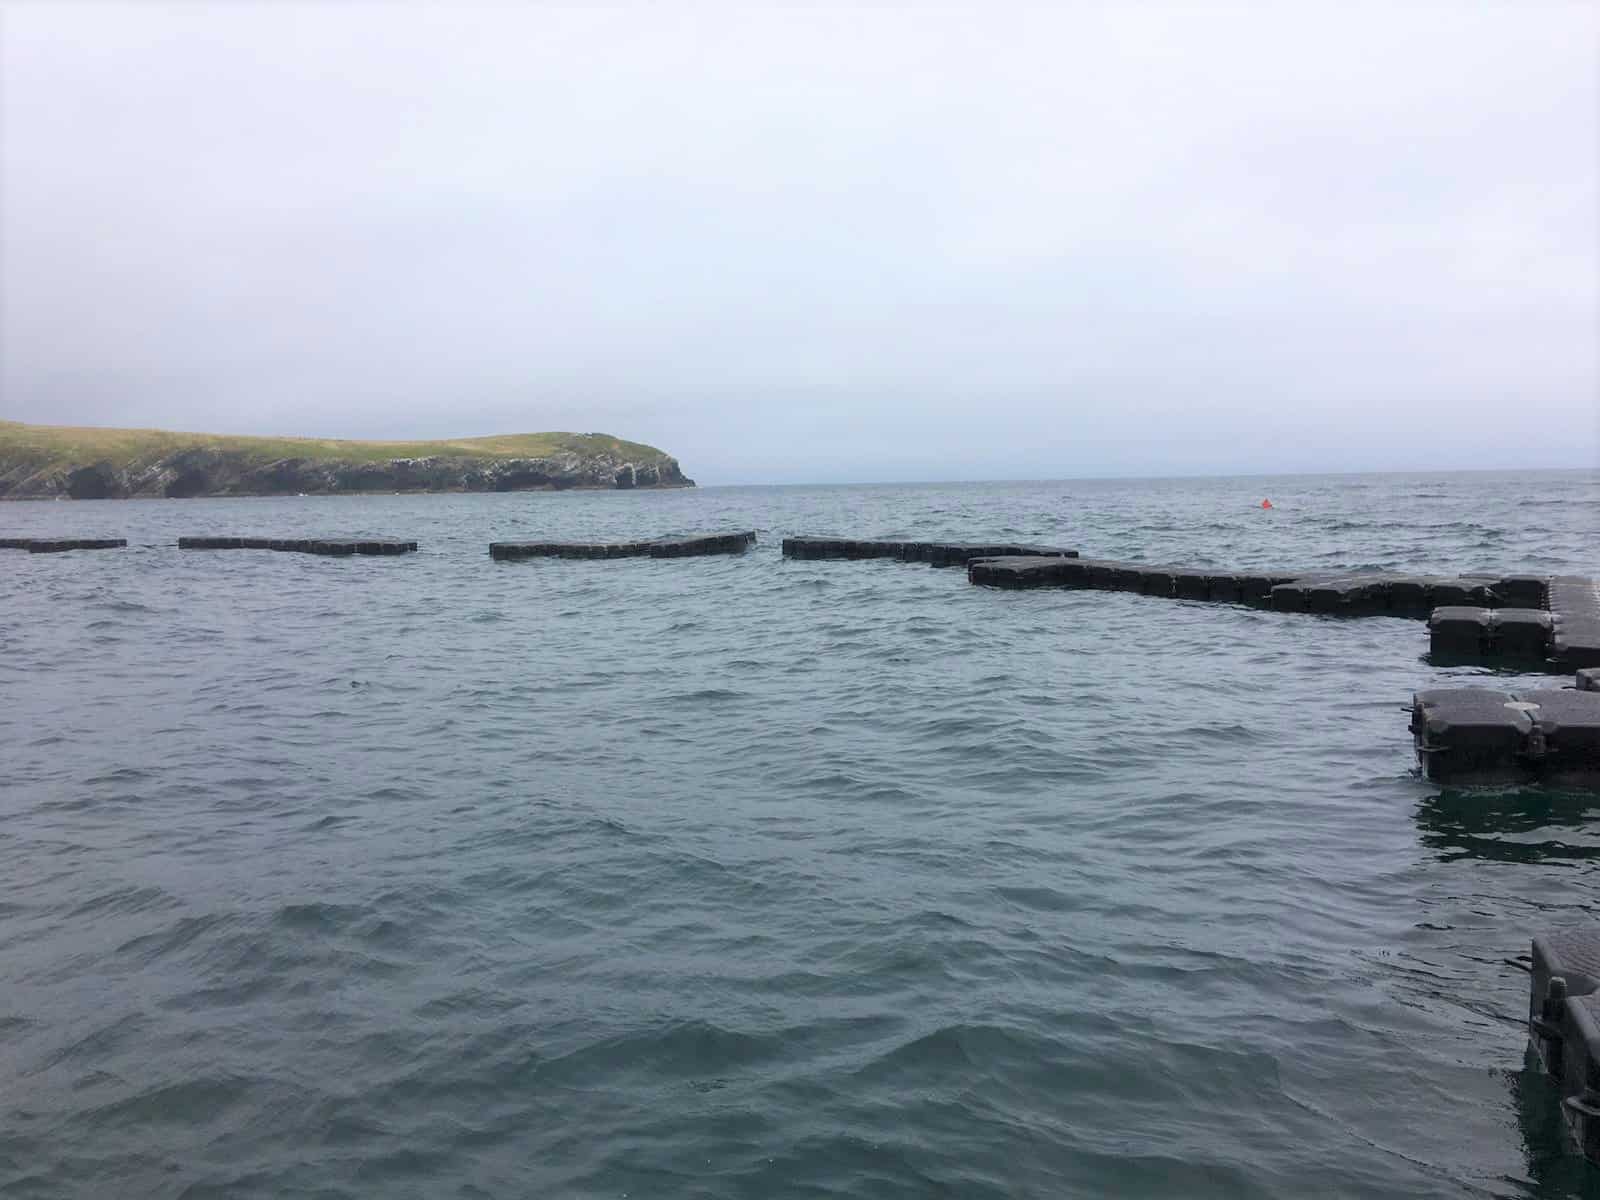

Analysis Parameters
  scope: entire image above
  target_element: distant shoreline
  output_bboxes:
[0,419,695,499]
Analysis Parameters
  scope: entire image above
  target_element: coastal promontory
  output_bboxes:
[0,421,695,499]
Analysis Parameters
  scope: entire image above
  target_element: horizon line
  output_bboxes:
[697,463,1599,488]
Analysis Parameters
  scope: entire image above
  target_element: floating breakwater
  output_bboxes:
[0,537,127,553]
[967,556,1600,663]
[489,531,756,560]
[178,537,417,555]
[783,537,1077,567]
[968,556,1552,615]
[1423,578,1600,668]
[967,556,1299,602]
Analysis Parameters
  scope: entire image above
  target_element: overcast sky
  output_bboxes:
[1,3,1595,484]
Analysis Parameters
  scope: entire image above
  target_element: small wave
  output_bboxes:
[67,885,176,919]
[115,914,234,965]
[853,1021,1051,1080]
[85,1074,256,1130]
[993,884,1077,913]
[274,902,364,933]
[663,688,749,703]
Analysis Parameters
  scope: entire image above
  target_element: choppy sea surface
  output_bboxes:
[2,470,1599,1199]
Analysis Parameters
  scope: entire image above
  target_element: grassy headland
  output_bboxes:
[0,420,692,497]
[0,421,670,469]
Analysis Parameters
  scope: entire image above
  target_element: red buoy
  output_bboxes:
[1261,498,1273,509]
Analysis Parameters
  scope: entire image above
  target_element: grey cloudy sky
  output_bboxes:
[1,2,1595,484]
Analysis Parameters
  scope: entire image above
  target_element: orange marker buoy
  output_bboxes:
[1261,498,1273,509]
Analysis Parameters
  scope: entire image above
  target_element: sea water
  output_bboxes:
[1,471,1597,1198]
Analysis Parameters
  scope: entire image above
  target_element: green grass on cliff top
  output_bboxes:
[0,421,674,467]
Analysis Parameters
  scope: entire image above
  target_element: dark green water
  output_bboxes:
[1,471,1597,1198]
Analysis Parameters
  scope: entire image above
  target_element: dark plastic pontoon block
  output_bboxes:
[1052,558,1092,587]
[1429,607,1492,655]
[968,557,1057,588]
[1307,576,1385,613]
[1533,928,1600,1011]
[1425,579,1473,607]
[1080,560,1118,589]
[1553,618,1600,669]
[1495,609,1554,657]
[843,540,898,559]
[1557,994,1600,1164]
[1171,570,1211,600]
[1419,579,1475,608]
[1201,573,1246,604]
[921,544,966,569]
[1521,690,1600,786]
[1410,688,1533,784]
[1236,572,1300,605]
[1494,575,1550,609]
[1138,568,1176,597]
[965,558,1014,587]
[1108,565,1142,591]
[782,537,835,558]
[1531,929,1600,1080]
[1039,558,1088,587]
[1265,574,1371,613]
[1045,558,1081,585]
[1269,581,1312,612]
[1385,577,1435,616]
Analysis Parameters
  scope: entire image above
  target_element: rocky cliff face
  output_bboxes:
[0,446,694,499]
